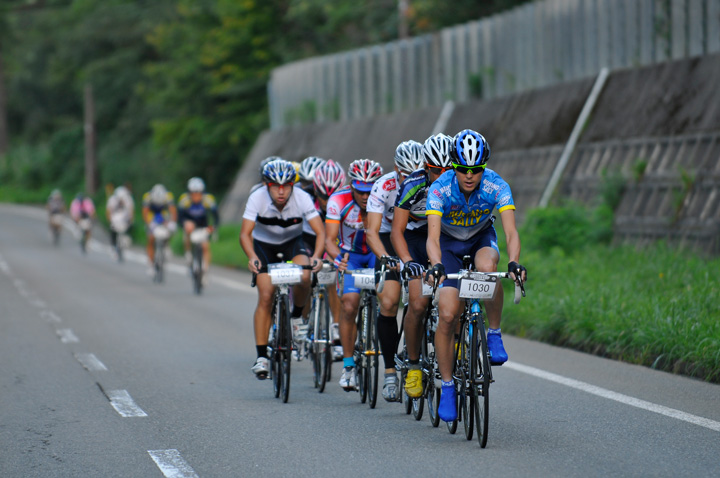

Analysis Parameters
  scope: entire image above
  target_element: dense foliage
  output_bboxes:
[0,0,531,202]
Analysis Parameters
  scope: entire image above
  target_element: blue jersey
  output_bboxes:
[426,168,515,241]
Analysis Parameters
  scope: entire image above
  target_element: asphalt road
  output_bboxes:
[1,204,718,478]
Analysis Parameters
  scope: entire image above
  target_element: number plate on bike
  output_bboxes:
[352,268,376,290]
[421,282,434,296]
[316,269,337,285]
[458,273,498,299]
[268,263,303,285]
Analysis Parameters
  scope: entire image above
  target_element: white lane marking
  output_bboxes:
[30,298,46,308]
[505,362,720,433]
[0,256,12,275]
[107,390,148,417]
[75,353,108,371]
[56,328,79,343]
[148,450,199,478]
[40,310,62,323]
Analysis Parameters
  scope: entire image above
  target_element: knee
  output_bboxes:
[476,258,498,273]
[379,297,398,316]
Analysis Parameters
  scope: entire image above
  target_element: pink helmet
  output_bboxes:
[313,160,346,198]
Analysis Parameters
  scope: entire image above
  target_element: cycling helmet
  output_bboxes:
[394,140,425,175]
[114,185,131,199]
[259,156,282,179]
[451,129,490,167]
[188,177,205,193]
[51,189,62,198]
[348,159,383,192]
[290,161,301,183]
[313,160,346,198]
[298,156,326,183]
[150,184,168,205]
[422,133,453,168]
[262,158,296,185]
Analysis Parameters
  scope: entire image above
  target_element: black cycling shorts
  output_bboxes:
[253,236,310,273]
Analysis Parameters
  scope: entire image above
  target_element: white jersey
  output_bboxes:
[366,171,399,234]
[243,185,319,244]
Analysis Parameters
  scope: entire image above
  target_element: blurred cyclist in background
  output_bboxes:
[142,184,177,274]
[106,186,135,261]
[178,177,219,275]
[46,189,66,246]
[69,193,96,254]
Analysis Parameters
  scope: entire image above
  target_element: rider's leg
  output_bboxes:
[183,221,194,260]
[475,247,501,328]
[147,234,155,264]
[202,241,211,272]
[290,254,311,314]
[404,279,430,362]
[339,292,360,359]
[435,286,463,382]
[377,280,401,373]
[253,273,275,357]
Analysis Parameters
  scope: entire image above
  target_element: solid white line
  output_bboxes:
[505,362,720,433]
[56,328,79,343]
[40,310,62,323]
[148,449,199,478]
[107,390,148,417]
[74,353,108,371]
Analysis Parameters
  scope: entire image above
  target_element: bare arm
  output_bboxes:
[307,215,325,270]
[499,209,525,280]
[390,208,413,264]
[365,211,389,258]
[426,214,442,267]
[239,219,260,274]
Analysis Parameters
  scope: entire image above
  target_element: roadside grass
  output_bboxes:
[498,226,720,383]
[170,223,249,270]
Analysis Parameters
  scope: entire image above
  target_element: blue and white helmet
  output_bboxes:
[451,129,490,167]
[422,133,453,168]
[394,140,425,175]
[262,158,296,185]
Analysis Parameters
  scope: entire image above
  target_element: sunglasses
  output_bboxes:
[427,164,451,174]
[451,163,486,175]
[267,182,294,189]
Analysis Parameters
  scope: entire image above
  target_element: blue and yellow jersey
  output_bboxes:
[178,192,219,228]
[426,168,515,241]
[142,191,175,223]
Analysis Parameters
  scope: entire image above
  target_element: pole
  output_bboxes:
[84,83,98,195]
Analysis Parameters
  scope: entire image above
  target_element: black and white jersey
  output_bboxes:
[243,185,319,244]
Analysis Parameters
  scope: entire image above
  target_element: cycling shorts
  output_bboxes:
[439,226,499,289]
[377,233,400,283]
[302,231,318,257]
[340,250,376,295]
[404,228,429,270]
[254,236,310,273]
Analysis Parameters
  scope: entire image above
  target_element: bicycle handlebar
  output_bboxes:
[250,261,316,288]
[376,255,398,294]
[436,271,526,304]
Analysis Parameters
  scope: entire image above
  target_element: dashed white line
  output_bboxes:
[148,450,199,478]
[74,353,108,371]
[56,328,79,343]
[505,362,720,433]
[107,390,148,417]
[30,298,47,308]
[40,310,62,323]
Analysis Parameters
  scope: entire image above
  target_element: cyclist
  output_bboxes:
[178,177,219,279]
[324,159,384,391]
[142,184,178,274]
[69,193,96,252]
[391,133,453,399]
[366,140,425,402]
[310,160,346,361]
[106,186,135,260]
[425,129,527,422]
[297,156,326,195]
[240,158,325,378]
[47,189,66,243]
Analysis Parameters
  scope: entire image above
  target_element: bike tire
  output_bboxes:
[366,294,379,409]
[280,294,292,403]
[462,321,475,441]
[445,385,458,434]
[271,296,282,399]
[192,245,203,295]
[318,291,332,393]
[356,300,368,403]
[446,334,460,435]
[474,319,491,448]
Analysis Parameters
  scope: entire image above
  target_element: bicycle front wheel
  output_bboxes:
[474,319,491,448]
[355,301,368,403]
[279,294,292,403]
[191,245,203,295]
[366,294,379,409]
[271,297,282,399]
[462,321,475,441]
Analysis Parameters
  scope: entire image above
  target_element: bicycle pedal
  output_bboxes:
[255,372,268,380]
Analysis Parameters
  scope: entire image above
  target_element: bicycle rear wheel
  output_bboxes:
[312,291,331,392]
[366,294,379,409]
[474,319,491,448]
[423,319,441,427]
[192,245,203,295]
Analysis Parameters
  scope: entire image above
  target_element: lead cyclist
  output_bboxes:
[424,129,527,423]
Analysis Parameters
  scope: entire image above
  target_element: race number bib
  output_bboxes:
[352,268,376,290]
[316,269,337,285]
[268,263,303,285]
[458,273,498,300]
[422,281,434,297]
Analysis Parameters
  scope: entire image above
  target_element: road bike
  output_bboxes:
[307,261,337,392]
[77,217,92,254]
[253,258,314,403]
[49,213,63,246]
[437,256,524,447]
[151,224,171,283]
[109,212,132,263]
[189,228,209,294]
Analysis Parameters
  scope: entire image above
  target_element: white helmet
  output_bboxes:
[298,156,326,183]
[188,177,205,193]
[150,184,168,205]
[394,140,425,175]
